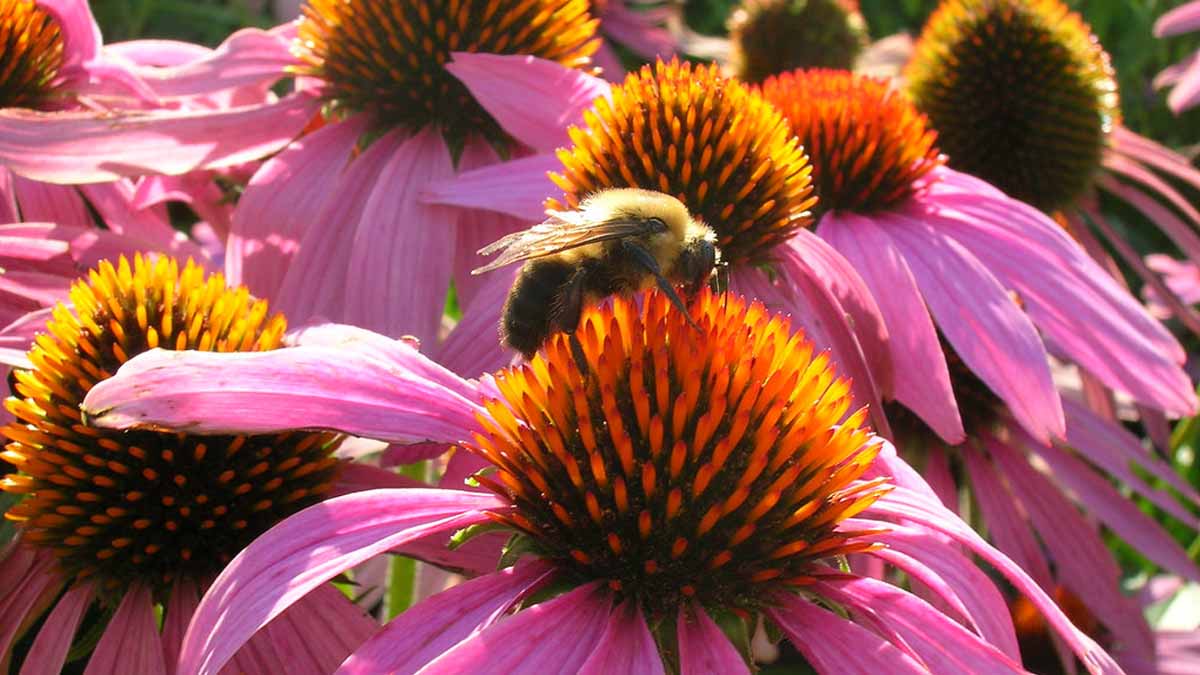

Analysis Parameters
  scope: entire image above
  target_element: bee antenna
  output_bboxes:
[622,241,702,332]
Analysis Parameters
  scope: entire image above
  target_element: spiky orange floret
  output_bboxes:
[2,256,341,593]
[297,0,599,145]
[0,0,63,108]
[550,59,816,265]
[470,289,889,614]
[905,0,1118,212]
[728,0,869,83]
[759,69,942,215]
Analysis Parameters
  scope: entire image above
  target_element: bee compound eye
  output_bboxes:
[646,217,668,231]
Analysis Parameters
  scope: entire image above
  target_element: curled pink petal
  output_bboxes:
[677,604,751,675]
[448,52,610,153]
[178,489,505,675]
[421,151,561,221]
[82,345,487,443]
[84,585,166,675]
[0,95,320,184]
[104,39,212,67]
[37,0,101,73]
[417,582,613,674]
[579,600,665,675]
[120,28,295,99]
[767,593,926,674]
[337,561,556,674]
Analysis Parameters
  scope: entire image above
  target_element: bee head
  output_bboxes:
[580,188,696,240]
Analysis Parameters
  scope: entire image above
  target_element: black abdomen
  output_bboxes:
[501,258,574,358]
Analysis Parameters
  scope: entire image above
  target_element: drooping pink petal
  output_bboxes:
[590,42,626,81]
[0,95,321,184]
[225,115,366,298]
[731,264,891,437]
[813,575,1024,674]
[1111,127,1200,191]
[676,604,751,675]
[1099,159,1200,262]
[767,593,927,674]
[417,582,613,674]
[37,0,101,73]
[11,175,91,228]
[379,441,454,466]
[782,228,893,397]
[434,265,520,376]
[846,521,1020,661]
[866,488,1123,674]
[985,435,1154,660]
[83,345,488,443]
[820,211,962,443]
[344,127,458,345]
[256,583,377,675]
[1155,1,1200,36]
[18,583,93,675]
[337,561,556,674]
[447,52,610,153]
[0,270,71,306]
[0,545,58,660]
[579,600,665,675]
[599,2,677,58]
[119,27,295,100]
[1026,438,1200,580]
[84,585,167,675]
[880,206,1064,443]
[162,579,201,674]
[0,168,18,222]
[1170,65,1200,113]
[178,489,505,675]
[275,129,408,326]
[420,151,560,222]
[1063,398,1200,525]
[452,138,527,308]
[922,445,958,510]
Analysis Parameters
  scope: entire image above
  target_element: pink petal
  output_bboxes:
[0,168,19,222]
[104,39,212,67]
[923,445,958,510]
[417,582,613,674]
[79,181,205,259]
[420,151,560,222]
[731,264,891,437]
[19,583,94,675]
[83,344,487,443]
[1155,1,1200,36]
[256,583,376,675]
[599,2,677,58]
[122,28,295,99]
[1100,158,1200,263]
[84,586,167,675]
[11,175,91,228]
[452,138,527,308]
[275,128,409,326]
[766,593,927,675]
[1027,438,1200,580]
[0,95,320,184]
[864,488,1124,674]
[1063,398,1200,525]
[820,211,962,443]
[225,115,365,299]
[579,600,665,675]
[337,561,556,674]
[0,270,71,306]
[812,576,1024,674]
[985,436,1154,659]
[447,52,610,153]
[178,489,505,675]
[1111,128,1200,191]
[163,579,201,674]
[37,0,101,72]
[677,605,751,675]
[881,206,1064,443]
[344,127,458,344]
[590,42,626,81]
[434,265,520,376]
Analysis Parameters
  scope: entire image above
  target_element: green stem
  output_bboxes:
[383,460,431,618]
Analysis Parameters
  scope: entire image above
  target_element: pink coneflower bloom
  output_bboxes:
[425,58,892,433]
[905,0,1200,339]
[0,255,481,673]
[1153,1,1200,113]
[760,68,1200,672]
[83,289,1120,674]
[1,0,612,348]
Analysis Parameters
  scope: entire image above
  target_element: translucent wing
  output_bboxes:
[471,210,661,274]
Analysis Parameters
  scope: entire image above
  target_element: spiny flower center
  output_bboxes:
[0,0,63,109]
[2,256,341,594]
[549,59,816,265]
[758,69,942,215]
[728,0,869,83]
[296,0,599,147]
[470,289,888,616]
[905,0,1119,212]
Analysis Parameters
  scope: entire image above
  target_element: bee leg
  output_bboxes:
[622,241,702,332]
[551,269,591,376]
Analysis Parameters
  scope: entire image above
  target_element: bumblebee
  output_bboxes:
[473,188,721,361]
